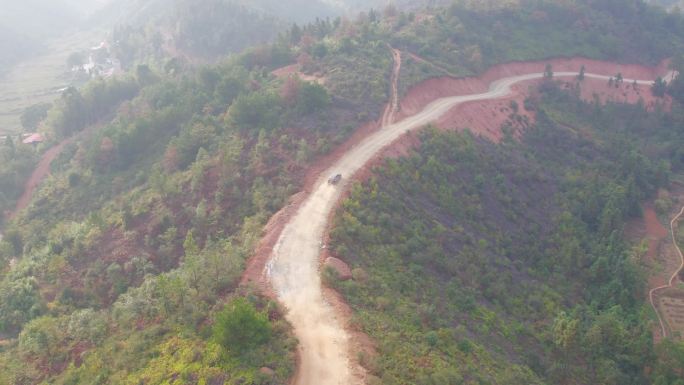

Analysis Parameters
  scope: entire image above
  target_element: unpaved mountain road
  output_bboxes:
[650,205,684,339]
[266,69,669,385]
[380,47,401,127]
[8,120,104,221]
[8,137,73,220]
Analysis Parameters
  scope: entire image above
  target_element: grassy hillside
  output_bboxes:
[0,38,362,384]
[2,0,684,384]
[329,81,684,384]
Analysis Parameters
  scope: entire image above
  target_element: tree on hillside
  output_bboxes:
[136,64,158,87]
[281,76,301,106]
[0,276,44,332]
[51,87,87,137]
[312,42,328,59]
[651,340,684,385]
[368,8,378,23]
[578,65,585,81]
[544,64,553,80]
[289,24,302,45]
[66,52,84,69]
[652,77,667,97]
[666,73,684,103]
[229,91,282,130]
[297,82,330,114]
[383,4,398,18]
[20,103,52,131]
[212,298,271,354]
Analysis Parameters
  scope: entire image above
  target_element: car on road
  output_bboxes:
[328,173,342,185]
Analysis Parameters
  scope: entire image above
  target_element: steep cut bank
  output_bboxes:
[262,60,669,385]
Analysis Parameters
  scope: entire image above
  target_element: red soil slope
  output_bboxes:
[242,56,670,288]
[398,57,670,119]
[8,138,71,220]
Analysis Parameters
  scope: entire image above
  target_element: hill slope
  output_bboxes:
[2,1,684,384]
[329,82,682,384]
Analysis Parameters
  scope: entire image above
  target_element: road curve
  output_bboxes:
[266,70,664,385]
[649,205,684,339]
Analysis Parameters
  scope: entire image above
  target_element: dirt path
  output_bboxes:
[649,205,684,339]
[265,69,665,385]
[380,47,401,127]
[8,137,74,220]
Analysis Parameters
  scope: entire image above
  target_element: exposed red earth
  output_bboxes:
[405,52,457,77]
[628,190,684,343]
[650,205,684,340]
[7,51,672,385]
[251,57,673,288]
[245,55,671,385]
[396,57,671,120]
[272,63,327,84]
[8,137,73,221]
[643,204,670,263]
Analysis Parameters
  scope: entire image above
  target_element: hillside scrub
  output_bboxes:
[0,19,358,380]
[0,139,37,223]
[2,0,684,383]
[329,81,684,384]
[0,52,335,385]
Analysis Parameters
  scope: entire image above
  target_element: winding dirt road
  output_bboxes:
[266,68,667,384]
[649,205,684,339]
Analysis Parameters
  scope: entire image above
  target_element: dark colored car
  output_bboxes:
[328,174,342,185]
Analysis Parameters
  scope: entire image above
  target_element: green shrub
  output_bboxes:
[212,297,272,354]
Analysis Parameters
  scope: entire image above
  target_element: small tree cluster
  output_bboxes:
[212,297,272,354]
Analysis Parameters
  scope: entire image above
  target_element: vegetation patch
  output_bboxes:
[329,81,684,384]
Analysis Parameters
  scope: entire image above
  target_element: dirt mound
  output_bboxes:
[324,257,352,281]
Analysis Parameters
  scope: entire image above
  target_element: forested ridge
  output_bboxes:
[1,0,684,384]
[328,80,684,384]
